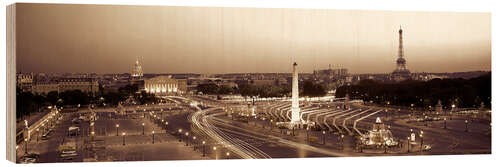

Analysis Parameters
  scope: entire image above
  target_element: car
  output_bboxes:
[61,150,77,154]
[60,152,78,157]
[20,153,39,163]
[41,134,49,140]
[423,145,432,151]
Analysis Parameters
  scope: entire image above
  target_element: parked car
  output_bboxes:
[20,153,39,163]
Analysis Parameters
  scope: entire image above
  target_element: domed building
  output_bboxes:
[131,58,145,90]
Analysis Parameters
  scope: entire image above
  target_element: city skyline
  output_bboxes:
[16,3,491,74]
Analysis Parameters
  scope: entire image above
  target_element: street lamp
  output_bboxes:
[152,131,155,144]
[419,131,424,153]
[465,120,469,132]
[270,120,273,131]
[385,109,388,119]
[122,132,126,146]
[115,124,120,136]
[178,129,183,142]
[185,132,190,146]
[213,146,218,160]
[165,122,169,131]
[322,131,326,145]
[444,118,447,129]
[306,127,309,142]
[142,123,145,135]
[226,152,230,159]
[341,134,345,150]
[407,136,411,153]
[202,141,206,157]
[36,129,39,142]
[451,104,456,120]
[24,138,28,154]
[193,136,197,150]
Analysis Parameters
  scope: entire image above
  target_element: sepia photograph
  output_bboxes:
[7,2,491,164]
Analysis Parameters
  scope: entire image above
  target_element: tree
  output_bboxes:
[302,80,327,97]
[336,73,491,109]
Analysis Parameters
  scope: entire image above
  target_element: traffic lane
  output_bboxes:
[37,113,84,163]
[210,116,336,158]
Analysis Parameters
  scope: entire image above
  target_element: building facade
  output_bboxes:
[31,82,59,95]
[16,73,34,92]
[31,78,99,95]
[144,75,187,95]
[58,78,99,93]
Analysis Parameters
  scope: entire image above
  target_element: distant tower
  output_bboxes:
[131,57,144,90]
[290,62,301,125]
[391,26,411,81]
[132,57,143,78]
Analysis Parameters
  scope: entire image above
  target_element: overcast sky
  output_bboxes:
[15,3,491,74]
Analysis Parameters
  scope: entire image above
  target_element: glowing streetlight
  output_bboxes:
[142,123,145,135]
[115,124,120,136]
[24,138,28,154]
[407,136,411,153]
[419,131,424,153]
[192,136,197,150]
[178,129,183,142]
[270,119,273,131]
[341,134,345,150]
[213,146,218,160]
[465,120,469,132]
[443,118,447,129]
[122,132,126,146]
[185,132,190,146]
[202,141,206,157]
[152,130,155,144]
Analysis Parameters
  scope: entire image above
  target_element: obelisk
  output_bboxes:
[291,62,301,125]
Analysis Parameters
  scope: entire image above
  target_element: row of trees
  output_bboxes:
[335,73,491,109]
[196,80,327,98]
[16,84,158,118]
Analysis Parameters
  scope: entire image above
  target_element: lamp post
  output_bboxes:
[341,134,345,150]
[306,127,309,142]
[185,132,190,146]
[202,141,206,157]
[193,136,197,150]
[444,118,447,129]
[322,131,326,145]
[213,146,218,160]
[451,104,455,120]
[465,120,469,132]
[142,123,145,135]
[178,129,183,142]
[165,122,169,131]
[419,131,424,153]
[254,116,257,126]
[152,131,155,144]
[122,132,126,146]
[385,109,388,120]
[24,138,28,154]
[36,129,39,142]
[115,124,119,136]
[407,136,411,153]
[226,152,231,159]
[270,120,273,131]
